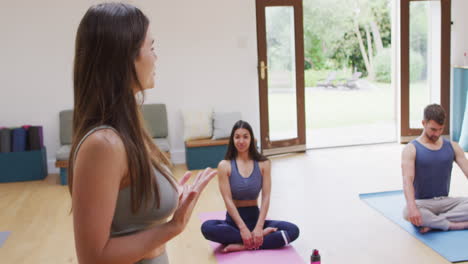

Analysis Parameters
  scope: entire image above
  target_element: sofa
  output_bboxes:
[55,104,170,184]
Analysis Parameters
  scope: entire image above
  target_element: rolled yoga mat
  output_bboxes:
[11,128,27,152]
[0,128,11,153]
[199,211,305,264]
[28,126,44,150]
[360,190,468,263]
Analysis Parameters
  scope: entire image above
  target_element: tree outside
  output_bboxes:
[266,0,431,147]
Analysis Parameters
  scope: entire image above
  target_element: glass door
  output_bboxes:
[256,0,306,155]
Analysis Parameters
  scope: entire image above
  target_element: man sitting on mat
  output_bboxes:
[402,104,468,233]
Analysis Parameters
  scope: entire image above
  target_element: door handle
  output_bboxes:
[259,60,268,80]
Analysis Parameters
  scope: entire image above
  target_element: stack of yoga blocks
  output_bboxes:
[0,126,48,183]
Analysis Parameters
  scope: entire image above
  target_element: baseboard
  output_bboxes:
[170,149,186,164]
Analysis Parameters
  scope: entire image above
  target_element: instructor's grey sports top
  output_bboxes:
[73,125,178,264]
[229,159,262,200]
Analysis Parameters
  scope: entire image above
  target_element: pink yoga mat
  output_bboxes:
[199,211,305,264]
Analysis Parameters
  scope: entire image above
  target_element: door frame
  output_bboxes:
[256,0,306,155]
[400,0,451,142]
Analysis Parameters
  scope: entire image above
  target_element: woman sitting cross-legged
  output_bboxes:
[201,120,299,252]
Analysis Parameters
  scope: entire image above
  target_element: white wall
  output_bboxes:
[146,0,260,163]
[451,0,468,66]
[0,0,260,172]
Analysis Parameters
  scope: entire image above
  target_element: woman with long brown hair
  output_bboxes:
[201,120,299,252]
[69,3,216,264]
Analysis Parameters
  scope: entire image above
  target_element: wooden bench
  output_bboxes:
[55,160,68,185]
[185,138,229,170]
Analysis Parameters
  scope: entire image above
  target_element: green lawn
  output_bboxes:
[267,80,429,133]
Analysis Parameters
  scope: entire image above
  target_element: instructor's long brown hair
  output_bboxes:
[68,3,175,212]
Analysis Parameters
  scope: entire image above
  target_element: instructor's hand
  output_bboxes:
[170,168,217,233]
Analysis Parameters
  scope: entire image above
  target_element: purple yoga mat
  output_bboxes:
[0,231,11,248]
[199,211,305,264]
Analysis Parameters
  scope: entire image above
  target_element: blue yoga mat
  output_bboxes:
[0,231,11,248]
[360,190,468,263]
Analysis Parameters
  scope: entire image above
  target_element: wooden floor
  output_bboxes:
[1,143,468,264]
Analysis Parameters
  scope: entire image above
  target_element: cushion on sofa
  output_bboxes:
[56,145,71,161]
[212,112,242,139]
[59,110,73,145]
[182,109,213,140]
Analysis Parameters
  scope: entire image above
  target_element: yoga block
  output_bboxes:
[185,139,228,170]
[0,148,48,183]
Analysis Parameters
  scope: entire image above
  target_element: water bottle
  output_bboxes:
[311,249,321,264]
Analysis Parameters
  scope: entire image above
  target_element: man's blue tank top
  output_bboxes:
[411,138,455,199]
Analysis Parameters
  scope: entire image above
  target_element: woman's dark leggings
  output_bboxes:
[201,206,300,249]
